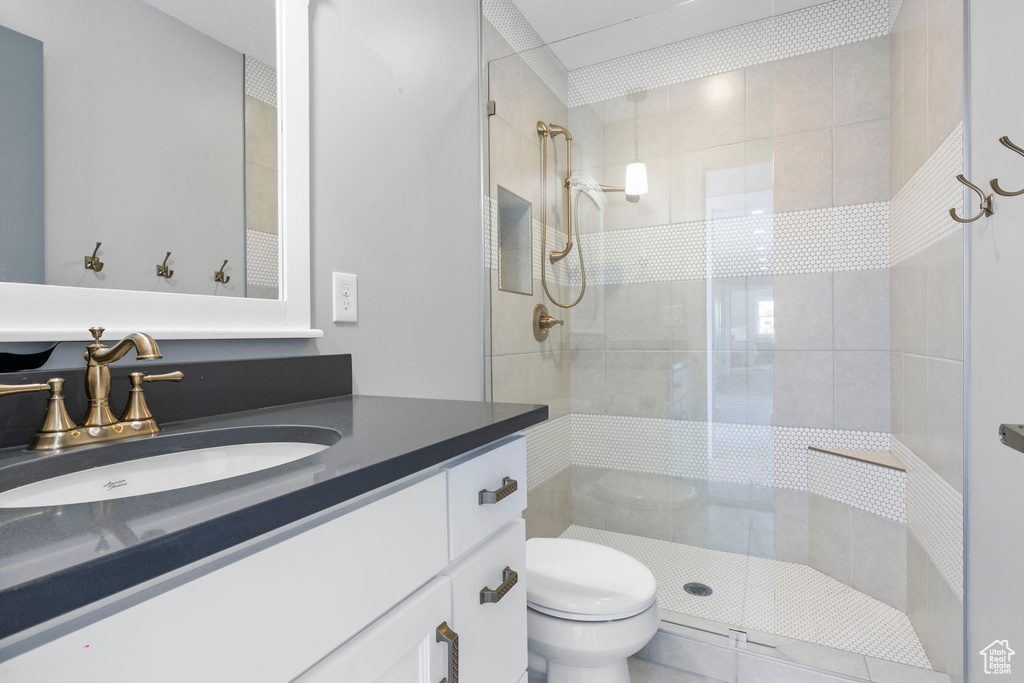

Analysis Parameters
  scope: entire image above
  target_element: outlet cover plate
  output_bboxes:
[333,272,357,322]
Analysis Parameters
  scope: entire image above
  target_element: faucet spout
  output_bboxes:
[89,332,162,365]
[83,328,162,427]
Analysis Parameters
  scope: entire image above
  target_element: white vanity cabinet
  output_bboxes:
[0,436,529,683]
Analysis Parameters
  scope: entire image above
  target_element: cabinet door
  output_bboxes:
[445,519,527,683]
[295,577,455,683]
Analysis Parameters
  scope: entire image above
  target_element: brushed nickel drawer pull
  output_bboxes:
[480,566,519,604]
[436,621,459,683]
[478,476,518,505]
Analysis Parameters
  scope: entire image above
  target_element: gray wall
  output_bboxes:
[0,24,43,285]
[0,0,246,297]
[1,0,486,404]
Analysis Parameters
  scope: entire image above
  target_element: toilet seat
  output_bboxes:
[526,538,657,622]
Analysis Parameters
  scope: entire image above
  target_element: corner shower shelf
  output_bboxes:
[807,445,905,472]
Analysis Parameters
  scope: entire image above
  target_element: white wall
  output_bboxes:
[0,0,246,297]
[307,0,484,401]
[968,0,1024,679]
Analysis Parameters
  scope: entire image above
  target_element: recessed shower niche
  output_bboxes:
[497,185,533,295]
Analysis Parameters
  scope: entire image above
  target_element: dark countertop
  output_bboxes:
[0,394,547,643]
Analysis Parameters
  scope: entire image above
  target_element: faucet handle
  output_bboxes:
[0,379,77,437]
[121,371,183,422]
[89,327,105,343]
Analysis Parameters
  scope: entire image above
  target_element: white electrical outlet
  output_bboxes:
[333,272,358,322]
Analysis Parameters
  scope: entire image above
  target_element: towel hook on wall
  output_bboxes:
[990,136,1024,197]
[214,260,230,284]
[84,242,104,272]
[156,252,174,279]
[950,174,994,223]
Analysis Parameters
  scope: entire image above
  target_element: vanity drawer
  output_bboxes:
[0,473,449,683]
[443,436,527,559]
[444,519,527,683]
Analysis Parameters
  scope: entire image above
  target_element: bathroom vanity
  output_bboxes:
[0,355,545,683]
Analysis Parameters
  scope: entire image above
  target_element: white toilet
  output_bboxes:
[525,537,660,683]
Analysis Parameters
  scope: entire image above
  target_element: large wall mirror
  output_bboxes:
[0,0,316,341]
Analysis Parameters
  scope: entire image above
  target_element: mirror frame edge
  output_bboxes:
[0,0,320,343]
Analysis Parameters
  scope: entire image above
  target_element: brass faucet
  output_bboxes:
[0,327,183,451]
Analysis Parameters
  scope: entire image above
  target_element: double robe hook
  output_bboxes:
[156,252,174,279]
[950,175,994,224]
[990,136,1024,197]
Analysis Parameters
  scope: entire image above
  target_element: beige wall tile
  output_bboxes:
[602,87,670,165]
[570,350,606,414]
[835,269,891,351]
[901,353,929,457]
[835,119,891,206]
[852,509,907,611]
[670,69,746,154]
[605,350,673,418]
[244,163,278,234]
[890,96,906,197]
[772,50,833,137]
[926,358,964,492]
[926,233,964,361]
[773,129,833,212]
[834,36,890,127]
[604,281,672,350]
[244,96,277,171]
[902,0,928,76]
[671,350,708,421]
[670,143,747,223]
[488,53,522,134]
[835,351,891,433]
[745,139,774,213]
[569,278,605,349]
[774,272,834,351]
[890,12,904,113]
[808,493,853,584]
[891,351,905,436]
[490,270,527,356]
[903,58,930,179]
[670,279,708,350]
[745,62,774,142]
[774,489,809,564]
[568,103,603,171]
[773,350,835,429]
[927,0,965,162]
[521,63,568,150]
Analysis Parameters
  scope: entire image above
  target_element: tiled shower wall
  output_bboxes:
[244,56,279,299]
[888,0,965,677]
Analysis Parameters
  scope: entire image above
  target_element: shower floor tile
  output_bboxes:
[560,525,931,670]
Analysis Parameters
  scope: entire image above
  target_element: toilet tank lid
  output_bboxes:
[525,538,657,618]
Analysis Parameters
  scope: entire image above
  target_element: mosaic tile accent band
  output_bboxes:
[244,55,277,108]
[482,1,568,104]
[890,121,964,266]
[245,229,279,289]
[563,525,932,669]
[891,437,964,601]
[520,414,571,491]
[570,413,902,522]
[556,203,888,286]
[566,0,889,107]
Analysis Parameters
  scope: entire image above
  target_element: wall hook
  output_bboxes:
[84,242,104,272]
[156,252,174,279]
[214,259,230,284]
[950,174,994,223]
[990,136,1024,197]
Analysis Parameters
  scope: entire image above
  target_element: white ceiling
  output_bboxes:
[140,0,276,66]
[512,0,835,70]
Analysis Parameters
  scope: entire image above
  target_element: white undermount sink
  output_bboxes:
[0,441,332,509]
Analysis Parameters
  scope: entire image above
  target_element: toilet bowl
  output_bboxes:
[526,538,660,683]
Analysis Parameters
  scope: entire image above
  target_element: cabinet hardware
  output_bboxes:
[950,174,994,223]
[480,566,519,604]
[436,621,459,683]
[478,476,518,505]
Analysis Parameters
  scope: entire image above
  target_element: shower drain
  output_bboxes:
[683,582,713,596]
